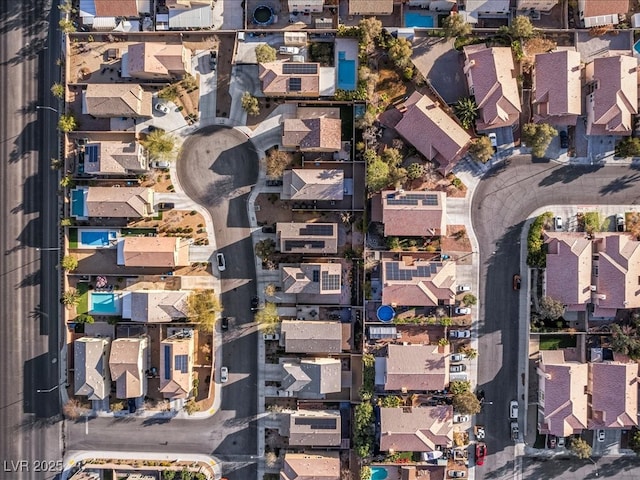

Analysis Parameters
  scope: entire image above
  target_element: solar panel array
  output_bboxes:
[312,270,320,283]
[174,354,189,373]
[283,63,318,75]
[86,144,99,163]
[321,271,341,291]
[300,224,334,236]
[294,416,337,429]
[386,193,439,206]
[284,240,326,251]
[289,78,302,92]
[385,261,442,281]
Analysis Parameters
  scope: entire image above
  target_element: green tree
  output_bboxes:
[354,401,373,430]
[468,136,494,163]
[460,346,478,359]
[61,218,73,226]
[181,73,198,91]
[255,44,277,63]
[538,296,565,320]
[366,155,391,192]
[454,97,478,129]
[569,437,592,459]
[51,82,65,99]
[162,471,176,480]
[50,158,63,170]
[360,466,372,480]
[255,302,280,333]
[264,283,277,297]
[60,175,74,188]
[141,130,176,161]
[462,294,477,306]
[76,314,95,324]
[381,395,404,408]
[62,289,80,306]
[510,15,535,39]
[58,18,76,33]
[359,17,383,52]
[386,236,401,250]
[616,137,640,158]
[407,162,425,180]
[439,317,452,327]
[255,238,276,260]
[449,380,471,395]
[266,149,293,177]
[437,338,449,347]
[241,92,260,116]
[61,255,78,271]
[630,430,640,454]
[388,37,413,70]
[522,123,557,158]
[452,390,482,414]
[187,290,223,332]
[443,14,471,38]
[58,114,77,133]
[158,84,179,102]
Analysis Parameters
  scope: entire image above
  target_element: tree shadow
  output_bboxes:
[598,173,640,196]
[538,164,604,187]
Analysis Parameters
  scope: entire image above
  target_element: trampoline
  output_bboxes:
[253,5,275,25]
[377,305,395,323]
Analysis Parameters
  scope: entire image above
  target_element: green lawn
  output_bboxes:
[77,282,89,315]
[68,228,78,249]
[539,335,576,350]
[121,227,157,236]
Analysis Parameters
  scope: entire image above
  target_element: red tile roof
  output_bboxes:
[382,258,456,307]
[380,406,453,452]
[384,344,450,392]
[94,0,138,16]
[581,0,629,17]
[533,50,582,125]
[381,190,446,237]
[593,234,640,314]
[588,362,639,429]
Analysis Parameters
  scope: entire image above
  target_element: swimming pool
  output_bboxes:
[71,188,87,217]
[634,40,640,56]
[79,229,118,248]
[337,52,357,90]
[371,467,389,480]
[90,292,121,315]
[405,11,435,28]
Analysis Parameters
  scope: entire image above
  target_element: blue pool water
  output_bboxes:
[71,189,85,217]
[371,467,389,480]
[377,305,395,323]
[405,11,435,28]
[81,230,117,247]
[337,53,356,90]
[91,292,119,315]
[634,40,640,55]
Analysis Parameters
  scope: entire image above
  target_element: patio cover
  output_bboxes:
[92,16,117,30]
[168,5,212,29]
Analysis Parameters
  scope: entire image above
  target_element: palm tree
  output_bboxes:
[62,289,80,307]
[454,97,478,130]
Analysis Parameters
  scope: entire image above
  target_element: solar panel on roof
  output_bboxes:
[300,224,334,236]
[174,354,188,373]
[289,77,302,92]
[312,270,320,282]
[284,240,326,251]
[385,261,441,281]
[86,144,99,163]
[321,271,340,291]
[294,417,337,429]
[282,63,318,75]
[386,193,439,206]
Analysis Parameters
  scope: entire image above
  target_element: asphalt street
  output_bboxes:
[66,126,260,480]
[0,0,64,478]
[471,156,640,479]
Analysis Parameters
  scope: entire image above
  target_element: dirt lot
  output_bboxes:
[141,168,174,193]
[129,209,210,247]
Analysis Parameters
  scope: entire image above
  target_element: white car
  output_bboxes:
[220,366,228,383]
[554,216,563,230]
[216,253,226,272]
[450,330,471,339]
[557,436,566,448]
[457,285,471,293]
[155,102,169,114]
[597,430,605,442]
[453,414,469,423]
[509,400,519,419]
[150,160,171,169]
[263,333,280,341]
[450,353,466,362]
[488,132,497,148]
[455,307,471,315]
[279,46,300,55]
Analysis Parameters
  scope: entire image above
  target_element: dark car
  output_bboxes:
[559,131,568,149]
[251,296,259,310]
[127,398,137,414]
[221,317,229,330]
[157,202,175,211]
[147,125,165,134]
[209,50,217,69]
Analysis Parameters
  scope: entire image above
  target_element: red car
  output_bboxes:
[476,443,487,466]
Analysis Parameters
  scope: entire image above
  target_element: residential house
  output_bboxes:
[379,343,450,392]
[281,263,342,295]
[166,0,214,29]
[348,0,393,15]
[288,0,325,13]
[517,0,558,12]
[109,337,148,399]
[379,190,446,237]
[74,337,111,401]
[280,357,342,398]
[588,360,639,429]
[379,406,454,452]
[71,186,155,219]
[280,320,343,354]
[167,0,212,6]
[121,291,190,323]
[82,84,153,118]
[578,0,628,27]
[276,222,338,254]
[280,451,340,480]
[532,50,582,126]
[585,55,638,136]
[159,333,194,399]
[381,258,457,307]
[286,410,342,447]
[79,135,148,175]
[116,237,190,268]
[126,43,192,81]
[462,0,510,23]
[281,169,344,201]
[537,350,589,437]
[392,92,471,174]
[463,45,521,131]
[282,113,342,152]
[260,62,321,97]
[79,0,147,29]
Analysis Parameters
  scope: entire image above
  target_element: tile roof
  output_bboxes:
[580,0,629,17]
[82,139,147,175]
[463,45,522,130]
[394,92,471,175]
[384,344,450,392]
[280,320,343,354]
[586,55,638,135]
[533,50,582,125]
[588,361,639,429]
[276,222,338,254]
[124,291,190,323]
[159,334,194,399]
[74,337,111,401]
[127,43,191,79]
[382,258,457,307]
[594,234,640,313]
[281,358,342,398]
[282,117,342,152]
[109,337,147,399]
[281,263,342,295]
[537,350,588,437]
[282,169,344,200]
[288,409,342,447]
[280,451,340,480]
[83,84,152,118]
[348,0,393,14]
[259,62,320,97]
[380,190,446,237]
[85,187,154,218]
[379,406,454,452]
[118,236,189,268]
[94,0,139,17]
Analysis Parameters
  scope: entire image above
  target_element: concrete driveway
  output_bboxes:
[212,0,244,30]
[194,51,218,127]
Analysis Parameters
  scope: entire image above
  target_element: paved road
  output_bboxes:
[0,0,63,478]
[471,156,640,479]
[66,126,260,480]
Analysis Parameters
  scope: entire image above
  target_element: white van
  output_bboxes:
[279,46,300,55]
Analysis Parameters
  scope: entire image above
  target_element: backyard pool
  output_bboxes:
[79,229,118,248]
[71,188,86,217]
[405,11,435,28]
[371,467,389,480]
[634,39,640,56]
[90,292,121,315]
[337,51,357,90]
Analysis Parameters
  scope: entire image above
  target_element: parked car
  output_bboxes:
[279,46,300,55]
[449,330,471,339]
[147,125,165,133]
[127,398,137,414]
[554,216,563,230]
[475,443,487,466]
[209,50,217,69]
[559,130,568,149]
[488,132,497,149]
[156,202,175,211]
[263,333,280,341]
[251,296,259,310]
[557,436,566,448]
[155,102,169,114]
[450,364,467,373]
[450,353,466,362]
[548,435,557,449]
[448,471,466,478]
[513,274,521,290]
[597,430,605,442]
[457,285,471,293]
[511,422,519,441]
[509,400,519,419]
[151,160,171,169]
[453,414,469,423]
[216,253,226,272]
[220,366,228,383]
[455,307,471,315]
[617,213,625,232]
[220,317,229,330]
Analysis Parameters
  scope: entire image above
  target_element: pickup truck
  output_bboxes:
[511,422,519,441]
